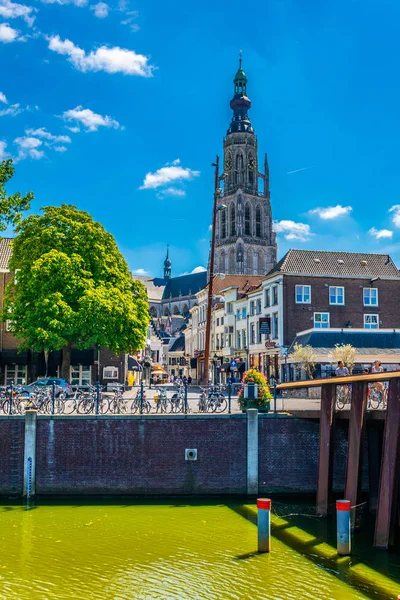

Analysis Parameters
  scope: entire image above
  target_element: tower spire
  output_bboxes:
[227,54,253,135]
[163,245,172,280]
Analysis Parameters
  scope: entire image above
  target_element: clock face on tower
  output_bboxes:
[224,152,232,173]
[248,156,256,171]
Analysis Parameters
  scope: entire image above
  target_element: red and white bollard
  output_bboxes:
[336,499,351,556]
[257,498,271,552]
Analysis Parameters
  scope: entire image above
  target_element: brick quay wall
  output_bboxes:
[0,414,372,497]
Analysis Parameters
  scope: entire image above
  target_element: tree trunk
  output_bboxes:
[44,349,49,377]
[61,345,71,381]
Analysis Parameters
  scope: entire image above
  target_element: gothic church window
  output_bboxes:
[246,248,253,272]
[257,250,263,274]
[256,205,262,237]
[228,249,235,273]
[219,251,226,273]
[230,204,236,236]
[221,209,226,238]
[244,203,251,235]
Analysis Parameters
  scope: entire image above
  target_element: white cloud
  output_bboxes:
[0,92,6,103]
[191,266,206,273]
[132,268,149,276]
[0,141,9,160]
[47,35,155,76]
[156,187,186,199]
[54,145,67,152]
[91,1,108,17]
[309,204,352,220]
[0,103,22,116]
[65,125,80,133]
[369,227,393,240]
[273,220,311,242]
[0,0,36,26]
[389,205,400,227]
[14,135,45,160]
[61,106,121,132]
[41,0,87,6]
[0,22,21,42]
[140,159,200,190]
[26,127,71,144]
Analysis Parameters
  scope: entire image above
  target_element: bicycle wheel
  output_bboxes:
[213,394,227,413]
[336,388,346,410]
[369,389,382,410]
[78,397,93,414]
[130,399,139,414]
[63,396,77,415]
[99,397,110,414]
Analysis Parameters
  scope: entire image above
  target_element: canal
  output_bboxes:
[0,499,399,599]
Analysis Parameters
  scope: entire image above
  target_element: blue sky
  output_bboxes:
[1,0,400,277]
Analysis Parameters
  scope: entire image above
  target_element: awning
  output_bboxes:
[128,356,143,372]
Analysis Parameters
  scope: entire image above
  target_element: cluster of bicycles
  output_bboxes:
[198,385,227,413]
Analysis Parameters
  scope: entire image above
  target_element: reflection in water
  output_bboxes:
[0,501,398,599]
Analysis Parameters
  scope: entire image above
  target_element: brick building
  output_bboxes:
[0,238,127,386]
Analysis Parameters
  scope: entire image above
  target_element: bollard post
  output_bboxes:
[184,382,188,414]
[228,382,232,414]
[336,500,351,555]
[257,498,271,552]
[140,380,144,415]
[9,381,13,415]
[51,381,56,414]
[273,384,277,414]
[23,409,37,498]
[95,381,100,415]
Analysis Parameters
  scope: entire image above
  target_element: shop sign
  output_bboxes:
[265,341,276,348]
[259,318,270,335]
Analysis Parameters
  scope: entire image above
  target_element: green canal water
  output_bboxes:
[0,499,400,599]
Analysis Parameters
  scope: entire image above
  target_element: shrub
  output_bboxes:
[238,368,272,410]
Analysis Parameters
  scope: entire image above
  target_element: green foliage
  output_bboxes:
[0,160,33,231]
[238,368,272,409]
[4,204,149,359]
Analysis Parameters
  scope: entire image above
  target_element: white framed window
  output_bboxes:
[364,314,379,329]
[236,308,241,320]
[250,323,255,344]
[363,288,378,306]
[272,286,278,305]
[242,307,247,319]
[71,365,92,386]
[226,302,233,314]
[265,288,270,307]
[103,366,118,379]
[5,364,27,385]
[250,301,255,315]
[272,312,279,338]
[256,299,262,314]
[242,330,246,348]
[295,285,311,304]
[216,318,219,326]
[236,331,241,349]
[314,312,329,328]
[329,286,345,305]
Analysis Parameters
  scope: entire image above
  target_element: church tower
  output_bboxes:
[214,57,277,275]
[163,247,172,280]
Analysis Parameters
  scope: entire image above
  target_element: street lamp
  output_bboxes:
[213,353,218,385]
[202,156,226,385]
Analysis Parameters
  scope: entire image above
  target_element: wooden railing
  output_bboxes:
[277,371,400,551]
[276,370,400,390]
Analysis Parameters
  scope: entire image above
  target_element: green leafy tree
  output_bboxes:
[0,160,33,230]
[4,204,149,379]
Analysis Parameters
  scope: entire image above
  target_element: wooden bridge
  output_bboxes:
[277,371,400,550]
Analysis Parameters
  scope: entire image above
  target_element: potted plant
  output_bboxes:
[238,368,272,412]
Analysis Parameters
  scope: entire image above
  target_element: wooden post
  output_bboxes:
[344,381,368,512]
[374,378,400,549]
[316,384,335,516]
